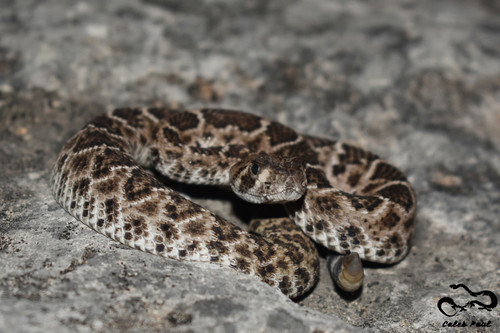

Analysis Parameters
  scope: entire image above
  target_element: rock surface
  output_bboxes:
[1,0,499,332]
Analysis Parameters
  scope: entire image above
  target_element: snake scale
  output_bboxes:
[51,108,416,298]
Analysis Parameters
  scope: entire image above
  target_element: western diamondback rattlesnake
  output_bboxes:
[51,108,416,298]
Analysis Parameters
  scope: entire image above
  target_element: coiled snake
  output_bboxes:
[51,108,416,298]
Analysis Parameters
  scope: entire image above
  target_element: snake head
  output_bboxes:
[229,152,307,204]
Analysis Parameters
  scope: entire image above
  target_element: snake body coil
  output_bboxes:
[51,108,416,298]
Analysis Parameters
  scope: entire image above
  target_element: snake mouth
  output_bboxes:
[265,189,304,203]
[238,189,304,204]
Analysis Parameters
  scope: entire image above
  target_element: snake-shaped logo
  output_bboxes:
[437,284,498,317]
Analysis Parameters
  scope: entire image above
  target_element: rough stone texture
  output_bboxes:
[1,0,499,332]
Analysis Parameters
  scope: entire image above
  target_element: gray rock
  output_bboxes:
[1,0,499,332]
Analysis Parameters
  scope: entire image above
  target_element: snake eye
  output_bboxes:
[251,163,259,175]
